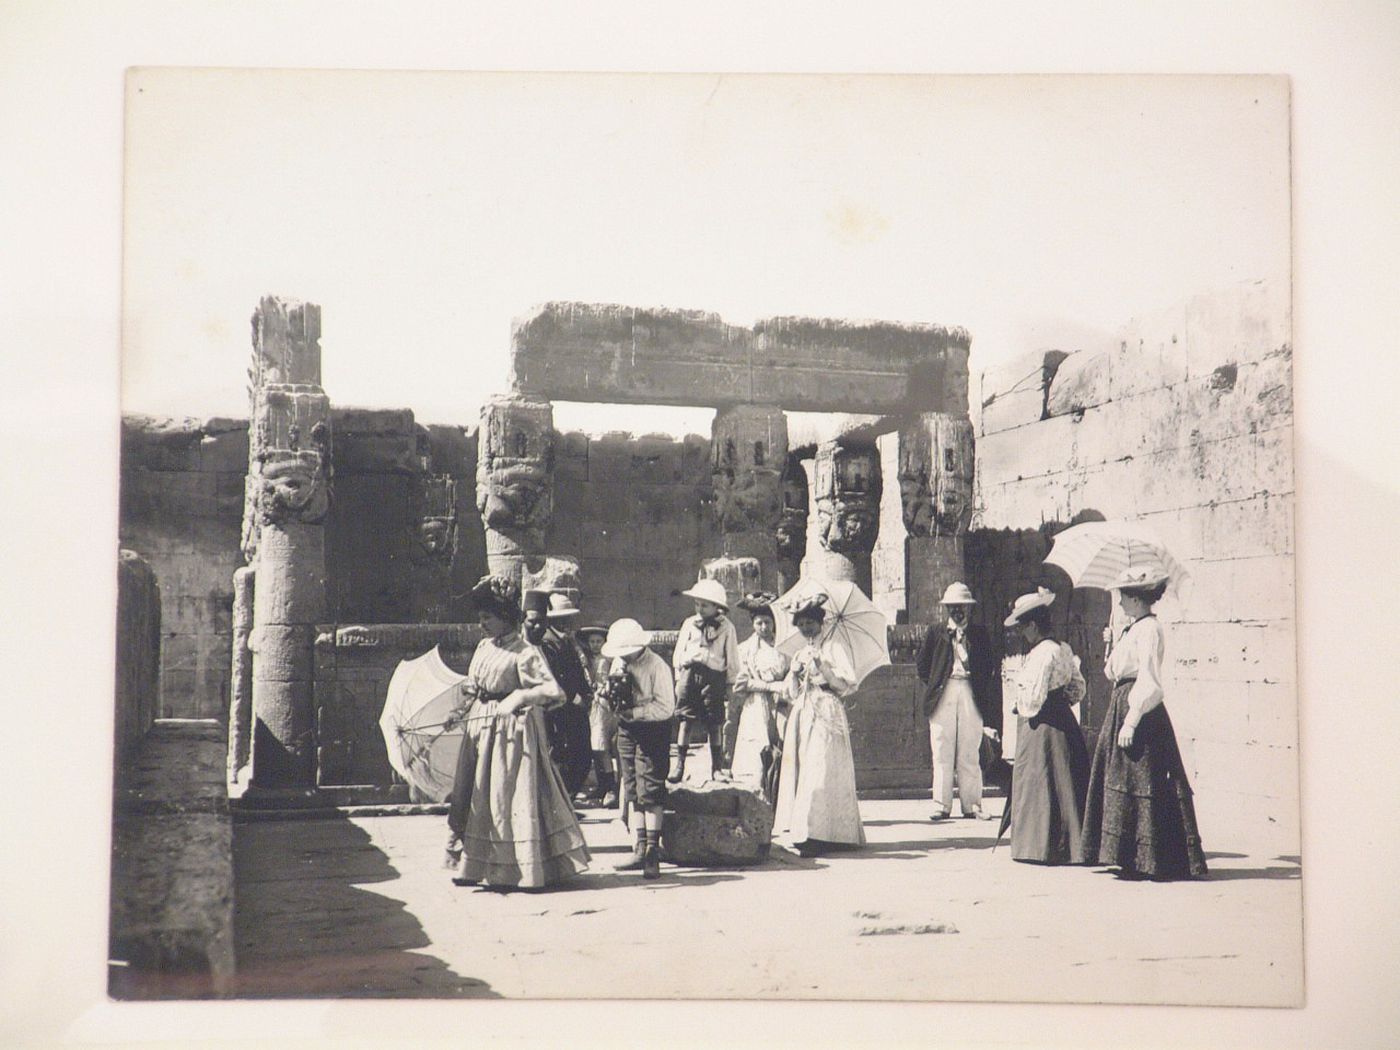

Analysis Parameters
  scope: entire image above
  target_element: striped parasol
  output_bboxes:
[1042,520,1191,602]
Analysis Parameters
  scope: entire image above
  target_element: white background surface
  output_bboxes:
[2,2,1398,1048]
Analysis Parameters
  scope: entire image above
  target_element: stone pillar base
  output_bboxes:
[906,535,967,623]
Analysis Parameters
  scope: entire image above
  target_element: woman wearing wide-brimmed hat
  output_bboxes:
[443,574,590,890]
[730,592,791,783]
[1003,587,1091,865]
[772,593,866,857]
[1080,566,1208,880]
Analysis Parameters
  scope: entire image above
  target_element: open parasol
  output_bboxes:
[774,575,892,689]
[1042,520,1191,603]
[379,645,469,802]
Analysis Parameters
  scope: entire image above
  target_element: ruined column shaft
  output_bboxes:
[244,297,330,789]
[227,566,254,787]
[775,452,810,592]
[898,412,974,621]
[476,394,555,585]
[710,404,787,592]
[806,439,882,595]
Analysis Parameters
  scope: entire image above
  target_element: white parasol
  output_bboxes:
[1042,520,1192,603]
[378,645,469,802]
[774,575,892,689]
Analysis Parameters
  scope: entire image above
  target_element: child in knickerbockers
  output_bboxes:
[668,577,740,784]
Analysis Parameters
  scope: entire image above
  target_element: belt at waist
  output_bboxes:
[1113,676,1137,687]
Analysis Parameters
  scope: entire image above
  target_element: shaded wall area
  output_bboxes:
[120,417,248,720]
[120,411,489,723]
[547,429,722,630]
[969,279,1296,854]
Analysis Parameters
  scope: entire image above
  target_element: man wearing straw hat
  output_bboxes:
[522,590,594,799]
[915,582,1001,821]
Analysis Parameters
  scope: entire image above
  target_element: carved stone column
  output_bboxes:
[711,404,787,591]
[775,452,810,591]
[242,296,331,789]
[227,566,254,789]
[898,412,974,622]
[476,394,555,585]
[805,439,881,595]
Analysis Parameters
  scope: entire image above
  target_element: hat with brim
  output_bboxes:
[940,581,977,606]
[521,588,552,616]
[471,574,522,621]
[1004,587,1056,627]
[574,624,609,643]
[545,592,581,620]
[1109,565,1170,592]
[680,578,729,609]
[600,618,650,659]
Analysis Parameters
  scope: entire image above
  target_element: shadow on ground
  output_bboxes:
[233,815,498,998]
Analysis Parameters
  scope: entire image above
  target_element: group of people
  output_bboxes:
[918,569,1208,880]
[439,563,1208,893]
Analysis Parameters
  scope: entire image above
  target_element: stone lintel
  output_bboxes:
[509,301,969,414]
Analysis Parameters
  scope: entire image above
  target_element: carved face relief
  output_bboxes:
[819,497,878,554]
[899,471,933,537]
[255,448,328,524]
[477,461,551,535]
[714,470,782,534]
[417,517,455,558]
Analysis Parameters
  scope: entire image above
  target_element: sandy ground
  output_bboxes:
[232,796,1302,1006]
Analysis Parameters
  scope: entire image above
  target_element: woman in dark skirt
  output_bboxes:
[1004,588,1091,864]
[1081,566,1208,880]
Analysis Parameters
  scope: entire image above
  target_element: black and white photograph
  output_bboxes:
[111,68,1299,1004]
[3,4,1398,1049]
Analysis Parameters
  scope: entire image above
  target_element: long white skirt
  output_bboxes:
[773,687,865,846]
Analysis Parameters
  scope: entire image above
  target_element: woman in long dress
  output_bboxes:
[1003,587,1091,864]
[773,594,866,857]
[1081,566,1208,880]
[729,593,791,783]
[444,574,591,890]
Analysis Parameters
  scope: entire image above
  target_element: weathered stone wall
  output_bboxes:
[115,550,162,761]
[969,279,1296,854]
[547,429,722,629]
[120,412,487,723]
[313,623,485,791]
[120,417,248,721]
[325,409,485,625]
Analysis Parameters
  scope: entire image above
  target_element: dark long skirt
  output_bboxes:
[545,701,593,797]
[1081,679,1208,880]
[1010,690,1090,864]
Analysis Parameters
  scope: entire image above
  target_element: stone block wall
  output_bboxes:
[312,623,484,791]
[115,550,162,762]
[969,279,1296,854]
[120,417,248,721]
[324,409,485,626]
[120,412,487,723]
[547,429,723,630]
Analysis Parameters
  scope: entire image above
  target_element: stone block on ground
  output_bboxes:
[662,782,773,866]
[109,720,234,999]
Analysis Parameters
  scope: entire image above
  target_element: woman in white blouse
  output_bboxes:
[773,594,866,857]
[729,594,791,783]
[1081,567,1208,880]
[444,574,591,890]
[1004,588,1091,864]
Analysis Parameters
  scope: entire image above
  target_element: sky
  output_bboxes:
[122,71,1291,435]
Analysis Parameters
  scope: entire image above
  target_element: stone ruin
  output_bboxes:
[208,296,977,799]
